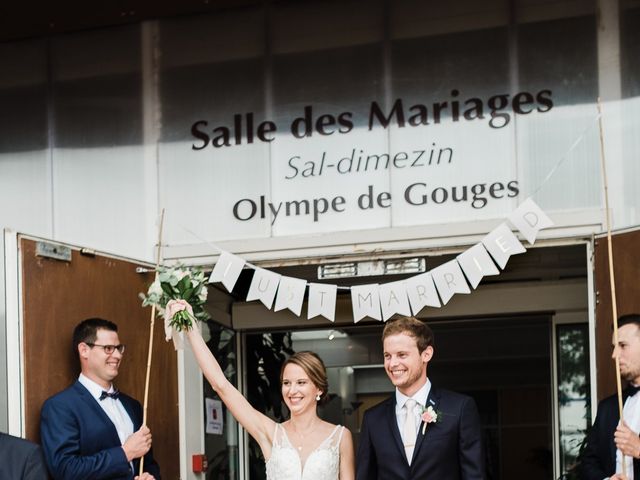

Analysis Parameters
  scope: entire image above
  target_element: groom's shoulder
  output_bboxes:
[437,387,470,400]
[437,388,475,406]
[363,395,394,417]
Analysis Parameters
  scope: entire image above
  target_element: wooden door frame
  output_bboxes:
[594,227,640,402]
[4,230,181,480]
[4,229,22,435]
[5,230,161,435]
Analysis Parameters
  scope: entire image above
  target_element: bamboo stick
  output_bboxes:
[140,208,165,476]
[597,98,625,477]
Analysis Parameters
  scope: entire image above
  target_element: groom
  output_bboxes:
[356,316,485,479]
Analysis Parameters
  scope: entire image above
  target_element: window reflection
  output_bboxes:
[556,323,591,477]
[203,321,240,480]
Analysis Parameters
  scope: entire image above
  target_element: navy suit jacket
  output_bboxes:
[579,391,640,480]
[0,432,49,480]
[40,381,161,480]
[356,386,485,480]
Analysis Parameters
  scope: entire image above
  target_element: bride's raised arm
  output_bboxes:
[186,327,276,454]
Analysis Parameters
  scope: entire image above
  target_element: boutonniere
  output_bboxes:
[420,405,441,434]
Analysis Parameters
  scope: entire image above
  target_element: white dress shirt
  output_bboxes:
[78,374,134,446]
[614,391,640,480]
[395,378,431,443]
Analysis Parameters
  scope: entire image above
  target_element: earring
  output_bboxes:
[315,394,321,401]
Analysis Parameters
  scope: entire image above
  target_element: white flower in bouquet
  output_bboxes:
[198,287,208,303]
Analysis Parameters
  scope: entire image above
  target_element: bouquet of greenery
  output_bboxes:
[141,265,211,333]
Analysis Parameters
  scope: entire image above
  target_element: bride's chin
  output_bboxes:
[287,403,307,414]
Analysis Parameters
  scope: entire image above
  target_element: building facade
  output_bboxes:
[1,0,639,478]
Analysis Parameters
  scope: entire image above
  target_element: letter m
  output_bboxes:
[369,99,405,130]
[357,292,373,307]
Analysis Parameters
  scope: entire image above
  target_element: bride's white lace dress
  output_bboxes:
[266,423,344,480]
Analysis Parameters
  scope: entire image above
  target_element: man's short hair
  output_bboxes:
[72,318,118,355]
[382,316,434,353]
[619,314,640,331]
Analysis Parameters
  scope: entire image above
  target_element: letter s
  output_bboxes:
[191,121,209,150]
[286,156,300,179]
[337,112,354,133]
[536,90,553,113]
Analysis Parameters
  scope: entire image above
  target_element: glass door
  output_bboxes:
[242,315,555,480]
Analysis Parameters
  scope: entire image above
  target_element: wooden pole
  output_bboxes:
[139,208,165,476]
[597,98,625,476]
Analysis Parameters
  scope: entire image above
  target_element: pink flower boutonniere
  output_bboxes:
[420,405,440,434]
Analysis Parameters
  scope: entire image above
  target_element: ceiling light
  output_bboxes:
[317,257,426,279]
[318,262,357,279]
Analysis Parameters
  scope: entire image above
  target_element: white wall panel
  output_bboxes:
[515,103,601,210]
[52,147,150,260]
[160,141,272,246]
[0,151,52,237]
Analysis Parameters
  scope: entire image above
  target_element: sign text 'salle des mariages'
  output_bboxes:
[188,89,554,231]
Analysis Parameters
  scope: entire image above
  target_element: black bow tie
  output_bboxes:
[626,384,640,398]
[99,389,120,401]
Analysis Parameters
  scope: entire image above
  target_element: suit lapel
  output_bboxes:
[73,381,122,444]
[385,396,407,463]
[411,385,440,464]
[611,397,623,468]
[119,395,140,430]
[74,381,112,422]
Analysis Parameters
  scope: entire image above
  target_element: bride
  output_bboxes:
[186,327,355,480]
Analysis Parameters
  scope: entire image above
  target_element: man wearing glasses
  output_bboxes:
[40,318,161,479]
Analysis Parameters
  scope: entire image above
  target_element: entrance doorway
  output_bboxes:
[426,316,553,479]
[220,315,589,480]
[197,243,591,479]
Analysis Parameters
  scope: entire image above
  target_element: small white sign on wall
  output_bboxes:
[205,398,224,435]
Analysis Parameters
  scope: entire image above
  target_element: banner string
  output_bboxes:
[178,224,353,290]
[527,111,601,198]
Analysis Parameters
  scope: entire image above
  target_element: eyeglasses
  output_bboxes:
[85,343,126,355]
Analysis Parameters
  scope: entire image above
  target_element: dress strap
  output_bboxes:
[321,424,343,449]
[272,422,283,447]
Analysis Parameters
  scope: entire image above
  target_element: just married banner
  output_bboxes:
[208,197,553,323]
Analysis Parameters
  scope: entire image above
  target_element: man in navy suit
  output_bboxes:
[356,316,485,479]
[40,318,160,479]
[579,314,640,480]
[0,432,48,479]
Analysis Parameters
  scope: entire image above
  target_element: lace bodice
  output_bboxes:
[266,423,344,480]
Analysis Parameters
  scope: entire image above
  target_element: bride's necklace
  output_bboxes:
[289,419,318,451]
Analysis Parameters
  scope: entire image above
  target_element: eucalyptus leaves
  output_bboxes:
[141,265,211,331]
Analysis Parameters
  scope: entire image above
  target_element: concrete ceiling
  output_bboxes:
[0,0,263,43]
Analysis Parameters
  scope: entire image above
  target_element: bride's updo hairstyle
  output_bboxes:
[281,351,329,404]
